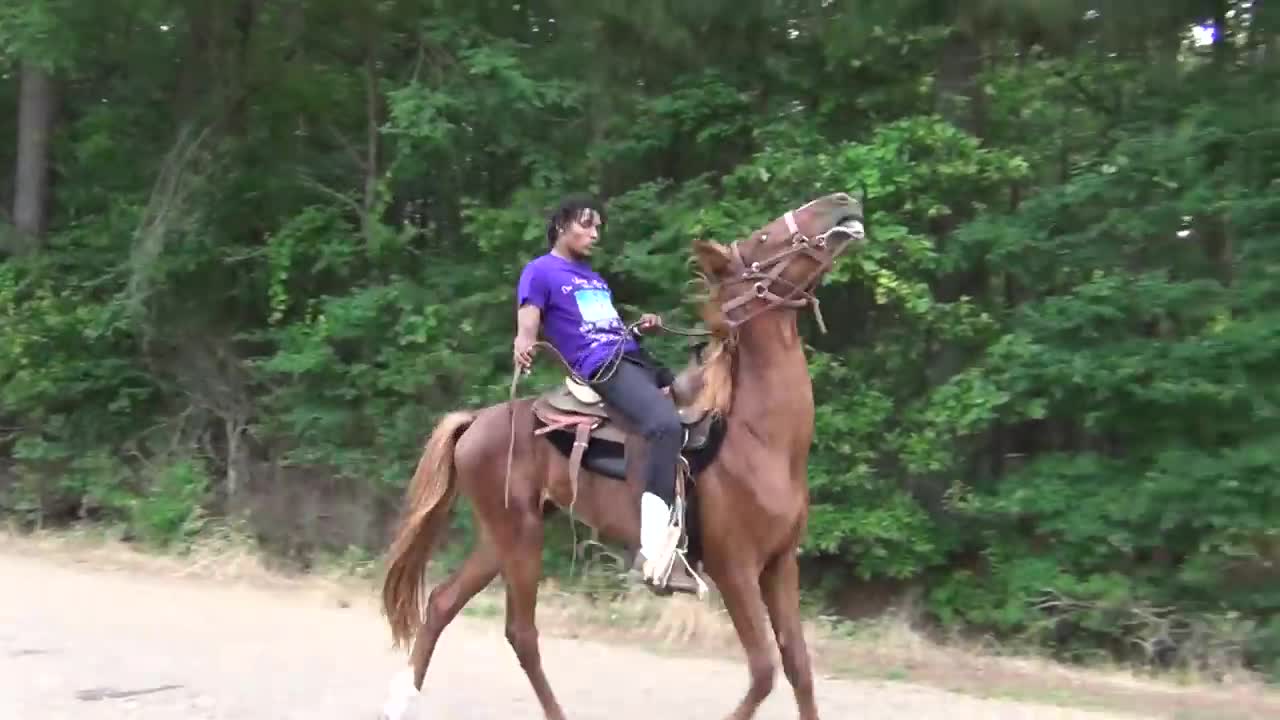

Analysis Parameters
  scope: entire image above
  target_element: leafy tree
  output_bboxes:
[1,0,1276,680]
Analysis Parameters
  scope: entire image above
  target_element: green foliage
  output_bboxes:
[126,458,212,548]
[2,0,1278,680]
[0,0,76,69]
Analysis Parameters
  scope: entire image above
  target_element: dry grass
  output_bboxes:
[541,586,1278,719]
[0,521,374,607]
[5,525,1279,720]
[521,581,1280,719]
[2,521,271,581]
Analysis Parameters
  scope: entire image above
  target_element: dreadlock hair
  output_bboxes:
[545,193,607,250]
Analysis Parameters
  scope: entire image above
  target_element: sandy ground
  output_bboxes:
[0,547,1152,720]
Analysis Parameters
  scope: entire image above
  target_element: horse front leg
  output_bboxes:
[762,546,819,719]
[711,566,777,719]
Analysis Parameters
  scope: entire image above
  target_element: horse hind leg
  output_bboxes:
[761,547,819,720]
[381,535,500,720]
[499,509,567,720]
[412,534,501,685]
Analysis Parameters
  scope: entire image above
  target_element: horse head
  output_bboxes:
[693,192,866,334]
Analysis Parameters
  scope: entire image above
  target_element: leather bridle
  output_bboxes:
[716,206,863,334]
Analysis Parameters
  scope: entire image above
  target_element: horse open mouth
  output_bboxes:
[835,216,866,241]
[816,215,866,248]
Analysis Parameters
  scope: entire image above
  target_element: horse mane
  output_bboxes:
[689,267,735,417]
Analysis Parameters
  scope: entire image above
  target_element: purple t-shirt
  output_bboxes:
[517,253,639,379]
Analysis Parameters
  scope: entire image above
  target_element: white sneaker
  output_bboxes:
[638,492,680,584]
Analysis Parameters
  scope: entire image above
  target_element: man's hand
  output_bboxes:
[636,313,663,334]
[514,335,537,370]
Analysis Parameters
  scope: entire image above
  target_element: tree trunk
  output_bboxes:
[922,23,992,511]
[936,29,985,138]
[1201,0,1234,287]
[225,0,267,137]
[175,4,213,121]
[362,40,382,242]
[12,62,57,251]
[225,416,250,507]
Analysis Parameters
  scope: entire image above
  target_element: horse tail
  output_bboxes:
[382,411,476,649]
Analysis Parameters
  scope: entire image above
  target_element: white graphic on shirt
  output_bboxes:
[573,288,626,350]
[574,288,620,328]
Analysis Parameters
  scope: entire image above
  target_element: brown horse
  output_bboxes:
[379,192,866,720]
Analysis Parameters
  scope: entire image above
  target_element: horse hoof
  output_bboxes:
[380,668,418,720]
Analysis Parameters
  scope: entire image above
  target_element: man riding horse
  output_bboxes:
[382,190,866,720]
[512,193,684,589]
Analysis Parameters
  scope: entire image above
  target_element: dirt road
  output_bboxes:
[1,547,1141,720]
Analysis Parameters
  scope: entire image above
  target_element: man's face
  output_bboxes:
[557,209,601,260]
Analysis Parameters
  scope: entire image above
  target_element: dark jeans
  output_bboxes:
[590,355,681,505]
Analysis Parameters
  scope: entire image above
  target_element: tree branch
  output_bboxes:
[298,172,364,216]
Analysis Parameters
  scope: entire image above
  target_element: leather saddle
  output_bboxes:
[531,376,721,483]
[532,374,724,597]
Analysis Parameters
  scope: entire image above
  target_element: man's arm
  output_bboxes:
[514,260,547,370]
[514,304,541,369]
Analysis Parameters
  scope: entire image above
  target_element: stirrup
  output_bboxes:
[640,502,709,599]
[642,547,708,599]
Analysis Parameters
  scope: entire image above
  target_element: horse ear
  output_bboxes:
[693,239,733,276]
